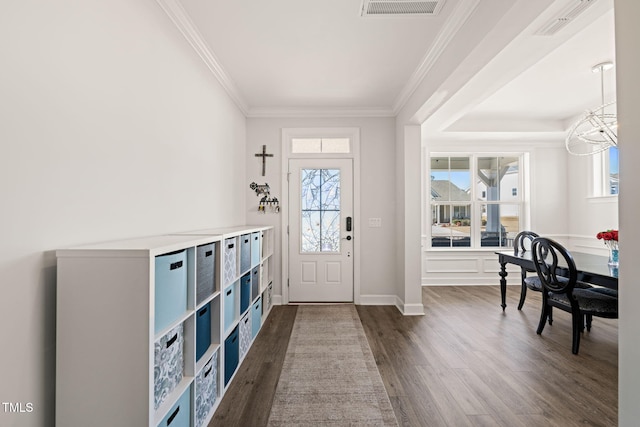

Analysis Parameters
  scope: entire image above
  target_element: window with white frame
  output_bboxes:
[430,154,524,249]
[591,146,619,197]
[608,146,619,195]
[291,138,351,154]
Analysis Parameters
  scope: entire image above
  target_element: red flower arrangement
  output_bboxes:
[597,229,619,252]
[596,229,618,242]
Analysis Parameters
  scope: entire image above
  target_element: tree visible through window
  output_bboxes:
[301,169,341,252]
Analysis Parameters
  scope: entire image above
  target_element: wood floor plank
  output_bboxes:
[210,305,297,426]
[359,286,617,427]
[209,286,617,427]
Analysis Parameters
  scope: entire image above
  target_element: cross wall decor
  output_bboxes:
[254,145,273,176]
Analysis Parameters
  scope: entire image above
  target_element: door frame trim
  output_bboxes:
[280,127,361,305]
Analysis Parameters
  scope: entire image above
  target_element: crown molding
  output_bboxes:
[247,106,396,118]
[157,0,480,119]
[392,0,481,114]
[155,0,249,115]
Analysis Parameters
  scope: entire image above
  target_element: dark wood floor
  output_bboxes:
[211,286,618,426]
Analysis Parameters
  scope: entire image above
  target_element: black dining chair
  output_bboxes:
[516,231,554,325]
[513,231,541,310]
[531,237,618,354]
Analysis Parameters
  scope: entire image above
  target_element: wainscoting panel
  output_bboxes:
[422,251,520,286]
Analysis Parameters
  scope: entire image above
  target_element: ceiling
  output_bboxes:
[168,0,616,137]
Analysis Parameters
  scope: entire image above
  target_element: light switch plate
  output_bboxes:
[368,218,382,228]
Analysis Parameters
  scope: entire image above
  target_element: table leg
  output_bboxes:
[499,261,508,311]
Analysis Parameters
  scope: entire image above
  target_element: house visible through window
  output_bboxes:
[430,155,523,249]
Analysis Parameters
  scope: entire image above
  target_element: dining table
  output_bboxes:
[495,249,618,311]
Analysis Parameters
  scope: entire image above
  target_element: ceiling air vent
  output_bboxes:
[360,0,446,16]
[534,0,598,36]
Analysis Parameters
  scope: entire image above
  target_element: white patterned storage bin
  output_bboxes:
[154,323,184,410]
[239,312,252,360]
[261,262,268,293]
[267,283,273,311]
[195,351,218,427]
[223,238,237,286]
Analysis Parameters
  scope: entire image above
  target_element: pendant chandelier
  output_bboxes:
[565,62,617,156]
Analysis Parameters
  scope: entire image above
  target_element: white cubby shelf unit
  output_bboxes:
[175,226,275,392]
[56,225,275,427]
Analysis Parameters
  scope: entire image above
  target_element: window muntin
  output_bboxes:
[430,155,523,249]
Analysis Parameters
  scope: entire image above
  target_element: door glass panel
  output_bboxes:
[320,169,340,210]
[301,211,321,252]
[301,169,322,210]
[320,211,340,251]
[301,168,341,253]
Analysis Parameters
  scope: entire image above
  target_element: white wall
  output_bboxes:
[614,0,640,424]
[567,154,619,254]
[245,117,397,303]
[0,1,246,425]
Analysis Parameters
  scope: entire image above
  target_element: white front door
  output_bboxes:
[288,158,354,302]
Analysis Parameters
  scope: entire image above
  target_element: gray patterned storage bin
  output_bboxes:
[223,238,237,285]
[195,351,218,427]
[154,323,184,410]
[196,242,216,305]
[239,312,252,359]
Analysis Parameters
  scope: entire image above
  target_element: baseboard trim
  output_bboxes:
[394,296,425,316]
[358,294,398,305]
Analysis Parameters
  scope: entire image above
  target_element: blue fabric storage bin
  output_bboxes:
[196,303,211,362]
[224,326,239,386]
[155,250,187,334]
[158,386,190,427]
[251,297,262,339]
[196,243,216,305]
[251,232,260,267]
[240,273,251,315]
[240,234,251,274]
[251,266,260,301]
[223,283,237,333]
